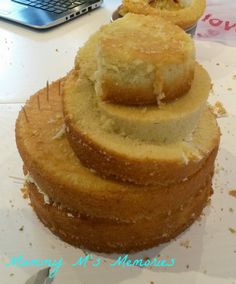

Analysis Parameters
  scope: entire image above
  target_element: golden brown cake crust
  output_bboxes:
[122,0,206,29]
[28,180,212,253]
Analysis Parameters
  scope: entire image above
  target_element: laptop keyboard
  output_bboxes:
[12,0,86,14]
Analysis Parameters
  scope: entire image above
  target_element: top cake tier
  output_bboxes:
[76,13,195,105]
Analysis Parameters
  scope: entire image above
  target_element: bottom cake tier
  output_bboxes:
[27,179,212,253]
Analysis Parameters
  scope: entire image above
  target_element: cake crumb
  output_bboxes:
[186,264,190,269]
[216,63,220,66]
[179,239,191,249]
[233,75,236,80]
[227,87,232,91]
[156,92,166,105]
[210,83,214,92]
[229,208,234,213]
[52,124,66,140]
[21,186,29,199]
[19,225,24,231]
[229,190,236,198]
[9,273,14,277]
[215,165,224,174]
[150,281,154,284]
[197,215,202,222]
[229,228,236,234]
[212,101,227,118]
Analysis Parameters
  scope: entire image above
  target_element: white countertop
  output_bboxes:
[0,1,236,283]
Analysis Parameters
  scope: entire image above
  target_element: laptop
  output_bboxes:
[0,0,103,29]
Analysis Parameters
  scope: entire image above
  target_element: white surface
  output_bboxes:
[0,1,236,283]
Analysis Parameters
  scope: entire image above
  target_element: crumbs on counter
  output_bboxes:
[229,208,234,213]
[229,190,236,198]
[186,264,190,269]
[211,101,227,118]
[150,281,154,284]
[229,228,236,234]
[213,163,222,174]
[21,185,29,199]
[197,215,202,223]
[227,88,232,91]
[233,75,236,80]
[179,239,191,249]
[210,83,215,95]
[19,225,24,232]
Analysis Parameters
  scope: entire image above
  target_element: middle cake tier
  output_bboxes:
[63,70,220,186]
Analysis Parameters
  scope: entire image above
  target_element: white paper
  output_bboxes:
[196,1,236,46]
